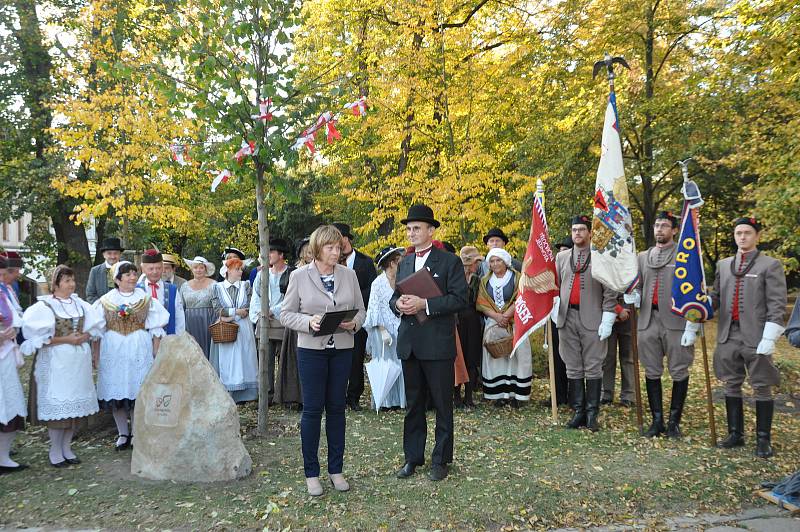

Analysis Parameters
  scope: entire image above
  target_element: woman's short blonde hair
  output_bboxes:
[309,225,343,261]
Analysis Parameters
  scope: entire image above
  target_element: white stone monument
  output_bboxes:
[131,333,252,481]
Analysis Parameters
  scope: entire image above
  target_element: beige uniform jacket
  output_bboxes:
[637,244,686,331]
[554,247,619,329]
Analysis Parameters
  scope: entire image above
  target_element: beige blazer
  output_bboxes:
[555,247,619,329]
[279,262,366,350]
[709,251,787,347]
[637,244,686,331]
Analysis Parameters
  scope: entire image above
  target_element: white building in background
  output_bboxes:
[1,213,97,283]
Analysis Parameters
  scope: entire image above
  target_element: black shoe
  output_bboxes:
[50,460,69,468]
[644,378,665,438]
[396,462,418,479]
[718,396,745,448]
[566,379,587,429]
[428,464,448,481]
[493,399,507,408]
[755,400,774,458]
[666,378,689,439]
[0,463,29,474]
[600,397,613,405]
[620,399,635,408]
[585,379,603,432]
[510,398,520,409]
[64,457,82,465]
[115,434,131,451]
[348,402,363,412]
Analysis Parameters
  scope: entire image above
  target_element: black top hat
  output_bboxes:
[332,223,354,240]
[570,215,591,228]
[99,237,124,252]
[374,246,405,268]
[733,216,762,232]
[223,247,246,260]
[269,238,289,254]
[400,204,440,228]
[655,210,679,229]
[483,228,509,245]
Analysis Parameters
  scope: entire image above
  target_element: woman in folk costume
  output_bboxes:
[93,261,169,450]
[456,246,485,408]
[209,257,259,403]
[364,246,407,410]
[0,255,27,474]
[476,248,533,408]
[180,256,217,359]
[21,265,102,467]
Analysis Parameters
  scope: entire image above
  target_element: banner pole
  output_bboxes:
[628,306,645,436]
[700,323,718,447]
[546,321,558,424]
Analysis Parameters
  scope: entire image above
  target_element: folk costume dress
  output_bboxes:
[476,269,533,401]
[210,280,259,402]
[363,272,406,409]
[21,295,102,426]
[180,282,216,359]
[93,288,169,409]
[0,288,26,432]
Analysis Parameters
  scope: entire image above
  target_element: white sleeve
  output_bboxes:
[20,302,56,355]
[79,297,105,339]
[146,297,170,338]
[250,272,262,325]
[174,289,185,334]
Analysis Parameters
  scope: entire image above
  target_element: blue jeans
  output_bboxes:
[297,347,351,478]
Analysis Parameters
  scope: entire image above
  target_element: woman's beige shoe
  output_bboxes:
[329,473,350,492]
[306,477,323,496]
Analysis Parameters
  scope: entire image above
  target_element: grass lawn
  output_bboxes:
[2,326,799,530]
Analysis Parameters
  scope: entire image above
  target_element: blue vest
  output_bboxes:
[138,281,177,334]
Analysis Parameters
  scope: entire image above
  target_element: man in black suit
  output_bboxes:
[390,205,467,481]
[333,222,378,411]
[85,237,124,303]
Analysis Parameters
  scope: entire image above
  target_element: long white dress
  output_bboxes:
[363,273,405,409]
[20,295,103,422]
[93,288,169,406]
[0,289,26,427]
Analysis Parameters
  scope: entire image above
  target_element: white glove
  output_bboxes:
[623,291,641,308]
[380,327,392,346]
[756,322,785,355]
[598,311,616,340]
[681,321,701,347]
[550,296,561,323]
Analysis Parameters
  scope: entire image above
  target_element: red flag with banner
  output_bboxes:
[513,179,559,353]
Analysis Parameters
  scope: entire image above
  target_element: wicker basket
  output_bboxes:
[484,324,514,359]
[209,319,239,344]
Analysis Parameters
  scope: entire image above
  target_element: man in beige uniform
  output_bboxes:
[555,215,620,432]
[636,211,701,439]
[709,217,786,458]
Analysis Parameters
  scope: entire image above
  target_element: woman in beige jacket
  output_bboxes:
[280,225,366,496]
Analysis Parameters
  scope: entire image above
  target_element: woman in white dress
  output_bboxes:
[0,255,27,474]
[363,246,406,410]
[476,248,533,408]
[21,265,103,467]
[209,257,258,403]
[93,261,169,450]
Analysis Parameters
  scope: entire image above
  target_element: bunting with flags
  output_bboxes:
[591,91,639,293]
[513,179,559,353]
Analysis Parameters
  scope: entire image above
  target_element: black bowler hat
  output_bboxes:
[656,210,679,229]
[223,247,246,260]
[99,237,124,252]
[269,238,289,254]
[374,246,405,268]
[570,215,591,228]
[483,228,509,245]
[400,204,440,228]
[332,223,355,240]
[733,216,763,232]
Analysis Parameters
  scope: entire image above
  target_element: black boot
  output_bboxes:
[755,400,774,458]
[453,386,464,409]
[666,378,689,439]
[718,396,745,448]
[566,379,586,429]
[463,381,475,408]
[585,379,603,432]
[644,378,665,438]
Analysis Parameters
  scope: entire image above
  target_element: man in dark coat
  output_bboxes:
[85,237,124,303]
[390,204,467,481]
[334,222,378,411]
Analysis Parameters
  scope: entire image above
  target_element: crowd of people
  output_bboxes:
[1,207,799,498]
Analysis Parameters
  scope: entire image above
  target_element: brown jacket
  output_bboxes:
[555,247,619,329]
[637,244,686,331]
[279,262,366,350]
[709,251,787,347]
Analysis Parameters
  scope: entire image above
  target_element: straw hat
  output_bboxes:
[183,256,215,277]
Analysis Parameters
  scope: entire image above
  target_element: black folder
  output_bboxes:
[312,309,360,337]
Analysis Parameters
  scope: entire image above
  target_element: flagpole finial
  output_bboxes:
[593,54,631,86]
[678,158,704,208]
[678,158,692,182]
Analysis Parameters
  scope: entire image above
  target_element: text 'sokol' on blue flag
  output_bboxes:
[671,195,713,323]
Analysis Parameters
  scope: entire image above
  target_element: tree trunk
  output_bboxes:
[397,32,423,176]
[255,165,271,436]
[640,3,658,248]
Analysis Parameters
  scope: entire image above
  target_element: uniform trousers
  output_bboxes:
[637,309,694,381]
[714,323,780,400]
[558,308,606,380]
[602,320,634,402]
